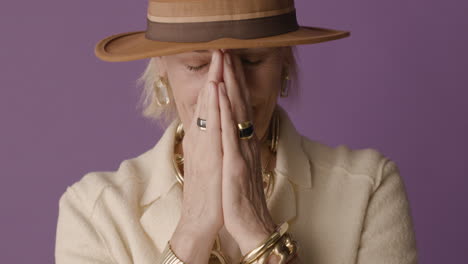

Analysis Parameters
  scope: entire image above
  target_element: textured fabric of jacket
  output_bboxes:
[55,106,418,263]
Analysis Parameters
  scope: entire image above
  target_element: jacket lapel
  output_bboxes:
[137,105,312,252]
[137,120,181,252]
[275,106,312,189]
[267,106,312,224]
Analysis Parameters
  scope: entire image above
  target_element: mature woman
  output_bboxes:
[55,0,418,263]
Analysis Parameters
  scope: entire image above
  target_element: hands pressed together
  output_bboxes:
[170,49,278,263]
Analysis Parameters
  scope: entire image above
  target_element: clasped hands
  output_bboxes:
[172,49,277,259]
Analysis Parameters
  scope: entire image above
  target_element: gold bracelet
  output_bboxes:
[251,232,299,264]
[245,231,299,264]
[254,245,276,264]
[267,233,299,264]
[160,241,185,264]
[240,222,289,264]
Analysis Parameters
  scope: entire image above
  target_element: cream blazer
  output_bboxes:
[55,106,418,263]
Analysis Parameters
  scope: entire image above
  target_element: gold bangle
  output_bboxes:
[268,233,299,264]
[254,245,276,264]
[250,232,299,264]
[160,241,185,264]
[240,222,289,264]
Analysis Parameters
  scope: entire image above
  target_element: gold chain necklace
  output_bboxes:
[171,107,280,264]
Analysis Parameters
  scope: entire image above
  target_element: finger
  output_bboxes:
[207,81,222,156]
[189,80,210,133]
[207,49,224,85]
[189,49,222,133]
[222,52,249,124]
[233,55,257,142]
[231,53,252,117]
[218,81,241,155]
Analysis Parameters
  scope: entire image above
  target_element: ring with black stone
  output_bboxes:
[238,121,254,139]
[197,118,207,131]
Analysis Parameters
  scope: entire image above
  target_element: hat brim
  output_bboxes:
[94,26,350,62]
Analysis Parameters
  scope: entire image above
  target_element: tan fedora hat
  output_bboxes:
[94,0,350,62]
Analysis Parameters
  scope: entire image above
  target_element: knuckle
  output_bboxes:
[234,104,247,119]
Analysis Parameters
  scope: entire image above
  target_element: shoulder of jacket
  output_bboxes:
[59,157,146,216]
[300,135,391,191]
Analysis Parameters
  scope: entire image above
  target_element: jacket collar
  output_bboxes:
[275,106,313,188]
[138,105,312,208]
[138,119,180,207]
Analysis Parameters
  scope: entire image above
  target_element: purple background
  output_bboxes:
[1,0,467,262]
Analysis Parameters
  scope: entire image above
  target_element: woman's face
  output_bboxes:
[156,47,287,142]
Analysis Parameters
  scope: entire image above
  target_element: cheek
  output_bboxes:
[168,68,204,102]
[246,66,281,105]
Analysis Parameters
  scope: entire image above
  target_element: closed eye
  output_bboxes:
[185,59,263,72]
[242,59,262,65]
[186,63,209,72]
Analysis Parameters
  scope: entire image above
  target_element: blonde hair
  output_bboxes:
[135,46,300,128]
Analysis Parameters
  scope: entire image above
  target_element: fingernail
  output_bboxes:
[224,53,231,65]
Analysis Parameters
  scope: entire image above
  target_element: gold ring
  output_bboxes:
[238,121,254,139]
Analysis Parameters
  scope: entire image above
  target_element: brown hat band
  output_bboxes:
[145,10,300,42]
